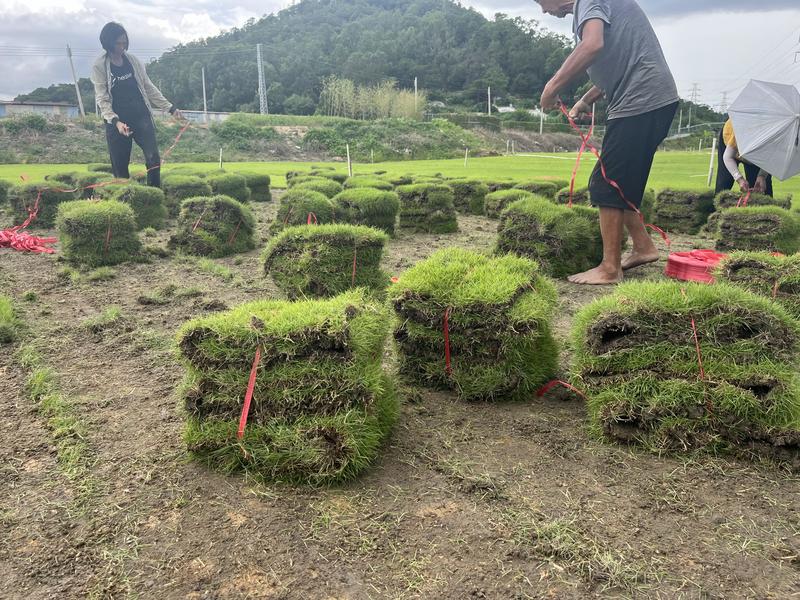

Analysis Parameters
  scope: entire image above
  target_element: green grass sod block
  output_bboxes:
[162,175,213,217]
[485,189,536,219]
[208,173,251,203]
[715,206,800,254]
[56,199,142,267]
[9,184,78,228]
[271,189,336,234]
[168,195,256,258]
[396,183,458,234]
[331,188,400,235]
[112,184,168,230]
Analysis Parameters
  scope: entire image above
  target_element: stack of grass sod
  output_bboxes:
[208,173,251,203]
[169,195,256,258]
[286,175,329,189]
[571,281,800,464]
[496,196,602,278]
[653,189,716,234]
[46,171,81,188]
[111,184,167,230]
[176,289,399,484]
[331,188,400,235]
[485,180,515,193]
[706,190,793,234]
[342,176,394,192]
[716,252,800,317]
[293,178,344,199]
[514,181,558,200]
[396,183,458,234]
[9,184,77,228]
[388,175,413,186]
[309,169,348,184]
[484,189,536,219]
[56,199,142,267]
[87,163,114,174]
[714,206,800,254]
[162,175,212,217]
[271,188,336,234]
[388,248,558,401]
[263,224,389,299]
[447,179,489,215]
[242,173,272,202]
[554,186,590,206]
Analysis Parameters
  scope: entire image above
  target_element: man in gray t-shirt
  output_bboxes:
[535,0,679,285]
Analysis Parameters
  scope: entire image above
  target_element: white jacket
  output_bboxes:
[91,51,173,124]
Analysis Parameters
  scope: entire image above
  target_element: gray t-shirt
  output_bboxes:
[573,0,678,120]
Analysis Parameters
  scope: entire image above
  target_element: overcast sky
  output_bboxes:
[1,0,799,108]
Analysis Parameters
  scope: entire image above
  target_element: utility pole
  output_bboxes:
[677,107,683,133]
[487,86,492,115]
[256,43,268,115]
[66,45,86,118]
[539,109,544,135]
[720,91,728,114]
[201,66,208,123]
[688,83,700,131]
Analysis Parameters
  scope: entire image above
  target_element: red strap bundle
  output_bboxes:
[664,249,727,284]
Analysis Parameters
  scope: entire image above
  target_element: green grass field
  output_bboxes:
[2,151,798,199]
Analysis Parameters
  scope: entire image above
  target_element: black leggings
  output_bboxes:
[106,112,161,187]
[714,129,773,197]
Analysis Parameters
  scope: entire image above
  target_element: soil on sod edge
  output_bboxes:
[0,189,798,599]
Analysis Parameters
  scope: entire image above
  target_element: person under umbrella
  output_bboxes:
[715,118,773,197]
[91,22,183,188]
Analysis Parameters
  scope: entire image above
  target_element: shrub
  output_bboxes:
[162,175,213,216]
[9,184,77,228]
[484,189,536,219]
[56,199,142,267]
[496,196,602,278]
[176,289,398,484]
[263,224,389,299]
[389,248,558,401]
[448,179,489,215]
[332,188,400,235]
[111,184,168,230]
[169,195,256,258]
[272,189,336,233]
[396,184,458,234]
[293,178,344,199]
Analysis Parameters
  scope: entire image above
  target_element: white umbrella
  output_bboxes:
[728,80,800,181]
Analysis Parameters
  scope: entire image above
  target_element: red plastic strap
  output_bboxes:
[559,102,671,248]
[192,207,209,232]
[237,346,262,440]
[680,288,706,381]
[737,190,752,208]
[568,118,594,208]
[536,379,588,401]
[443,307,452,377]
[351,246,358,286]
[104,216,113,254]
[283,206,295,225]
[664,249,728,284]
[228,219,242,245]
[307,212,318,225]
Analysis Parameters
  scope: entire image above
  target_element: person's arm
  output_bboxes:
[541,18,605,111]
[90,58,118,125]
[724,145,749,192]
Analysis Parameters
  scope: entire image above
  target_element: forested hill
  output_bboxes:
[17,0,579,114]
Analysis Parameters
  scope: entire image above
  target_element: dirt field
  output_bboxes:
[1,194,799,600]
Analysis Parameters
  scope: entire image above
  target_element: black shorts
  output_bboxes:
[589,102,678,211]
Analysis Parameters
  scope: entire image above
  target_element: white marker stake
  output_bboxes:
[219,147,223,170]
[346,144,353,177]
[707,136,717,187]
[464,147,469,167]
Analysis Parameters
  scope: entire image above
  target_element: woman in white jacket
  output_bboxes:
[90,22,182,187]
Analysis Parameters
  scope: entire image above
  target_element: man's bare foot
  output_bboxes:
[567,264,623,285]
[621,250,660,271]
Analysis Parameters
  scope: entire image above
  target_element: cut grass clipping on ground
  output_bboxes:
[332,188,400,235]
[56,199,143,267]
[571,281,800,465]
[177,289,399,484]
[169,195,256,258]
[396,183,458,234]
[496,195,602,278]
[263,224,389,299]
[389,248,558,401]
[716,251,800,317]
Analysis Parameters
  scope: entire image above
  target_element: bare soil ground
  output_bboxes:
[1,195,798,599]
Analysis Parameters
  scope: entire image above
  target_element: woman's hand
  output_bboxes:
[754,175,767,194]
[172,109,184,121]
[116,121,132,137]
[737,177,750,193]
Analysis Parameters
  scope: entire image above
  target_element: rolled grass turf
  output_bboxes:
[715,252,800,317]
[653,189,716,234]
[111,184,168,230]
[396,183,458,234]
[331,188,400,235]
[495,196,603,278]
[447,179,489,215]
[56,199,142,267]
[715,206,800,254]
[176,289,398,484]
[571,281,800,463]
[263,224,389,299]
[162,175,213,217]
[10,184,78,228]
[389,248,558,401]
[271,188,336,233]
[169,195,256,258]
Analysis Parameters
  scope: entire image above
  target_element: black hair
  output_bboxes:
[100,22,129,53]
